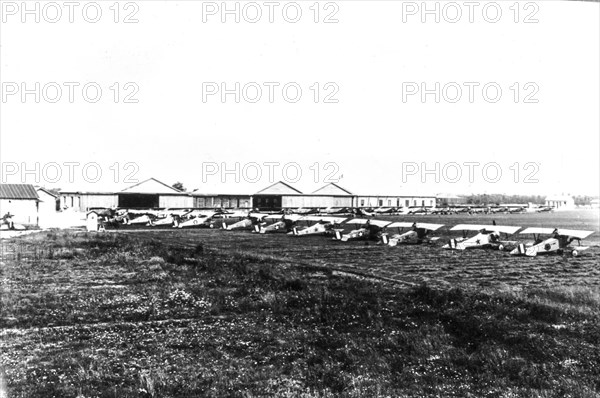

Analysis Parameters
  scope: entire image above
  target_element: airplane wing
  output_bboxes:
[388,222,444,231]
[417,223,445,231]
[345,218,391,228]
[451,224,520,234]
[492,226,521,235]
[248,212,269,219]
[519,227,556,235]
[265,214,285,220]
[451,224,493,231]
[387,222,414,229]
[303,216,347,224]
[345,218,370,225]
[557,229,595,240]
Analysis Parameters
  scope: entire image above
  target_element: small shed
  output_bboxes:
[86,211,100,231]
[0,184,40,226]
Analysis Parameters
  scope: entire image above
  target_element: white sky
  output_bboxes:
[1,0,599,196]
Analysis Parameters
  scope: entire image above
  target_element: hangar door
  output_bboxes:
[118,193,159,208]
[253,195,282,211]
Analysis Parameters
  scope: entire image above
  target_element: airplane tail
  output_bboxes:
[334,230,342,240]
[381,234,389,245]
[292,227,298,236]
[254,224,262,233]
[449,238,458,249]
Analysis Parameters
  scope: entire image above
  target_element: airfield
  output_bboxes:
[1,209,599,397]
[115,210,600,290]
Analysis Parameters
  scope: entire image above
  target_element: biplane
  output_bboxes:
[353,208,375,217]
[256,214,304,234]
[442,223,521,251]
[319,207,351,215]
[289,216,347,236]
[333,218,391,242]
[176,211,218,228]
[510,228,594,257]
[380,222,444,246]
[222,212,269,231]
[407,207,429,215]
[430,207,452,215]
[124,214,155,225]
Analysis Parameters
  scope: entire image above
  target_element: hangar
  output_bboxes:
[56,177,437,212]
[59,178,193,211]
[252,181,304,210]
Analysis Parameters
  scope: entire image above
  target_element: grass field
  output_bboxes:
[1,210,599,397]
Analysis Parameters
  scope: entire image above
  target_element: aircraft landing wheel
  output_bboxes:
[498,244,504,251]
[572,250,579,257]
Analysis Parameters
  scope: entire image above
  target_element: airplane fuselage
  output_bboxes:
[443,231,505,250]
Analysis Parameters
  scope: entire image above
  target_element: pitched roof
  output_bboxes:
[255,181,303,195]
[36,187,59,197]
[0,184,40,200]
[120,178,182,194]
[312,183,353,196]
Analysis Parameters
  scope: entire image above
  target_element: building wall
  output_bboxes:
[37,191,58,228]
[194,196,252,208]
[282,196,353,208]
[159,195,194,208]
[82,194,118,211]
[60,194,119,211]
[545,198,575,210]
[0,199,38,225]
[354,196,436,208]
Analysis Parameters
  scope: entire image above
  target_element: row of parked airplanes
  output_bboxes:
[94,207,594,257]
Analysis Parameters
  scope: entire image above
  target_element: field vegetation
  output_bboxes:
[1,227,599,397]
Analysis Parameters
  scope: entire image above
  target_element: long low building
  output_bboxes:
[57,178,437,212]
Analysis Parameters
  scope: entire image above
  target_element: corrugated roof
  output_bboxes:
[0,184,40,200]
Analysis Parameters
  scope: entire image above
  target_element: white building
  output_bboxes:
[0,184,40,226]
[545,195,575,210]
[36,187,59,228]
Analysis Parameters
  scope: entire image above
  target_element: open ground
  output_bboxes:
[1,210,599,397]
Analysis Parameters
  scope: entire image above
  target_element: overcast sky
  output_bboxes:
[1,0,598,196]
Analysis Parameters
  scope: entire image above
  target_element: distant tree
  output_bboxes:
[573,195,595,206]
[463,194,545,205]
[172,182,186,192]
